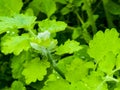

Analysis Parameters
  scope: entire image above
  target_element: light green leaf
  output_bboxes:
[88,28,120,62]
[72,27,82,39]
[69,81,89,90]
[29,0,56,17]
[0,14,36,34]
[11,81,26,90]
[42,79,70,90]
[65,58,94,82]
[38,19,67,33]
[116,53,120,69]
[57,56,75,73]
[22,57,50,84]
[0,0,23,16]
[1,34,30,55]
[39,0,56,17]
[11,52,31,79]
[55,39,82,55]
[98,52,116,74]
[44,73,59,84]
[83,71,108,90]
[72,0,83,7]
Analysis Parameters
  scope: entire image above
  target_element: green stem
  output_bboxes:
[84,0,97,34]
[93,0,102,13]
[28,29,36,37]
[110,67,120,75]
[74,11,84,25]
[102,0,114,28]
[74,11,92,43]
[67,26,76,30]
[47,50,65,79]
[82,29,92,43]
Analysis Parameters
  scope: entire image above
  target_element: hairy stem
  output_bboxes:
[47,50,65,79]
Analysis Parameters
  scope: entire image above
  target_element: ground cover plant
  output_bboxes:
[1,0,120,90]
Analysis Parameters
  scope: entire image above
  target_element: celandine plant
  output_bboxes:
[1,0,120,90]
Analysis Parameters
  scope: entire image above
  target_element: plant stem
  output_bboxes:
[74,11,84,25]
[47,50,65,79]
[102,0,115,28]
[74,11,92,43]
[28,29,36,37]
[93,0,102,13]
[84,0,97,34]
[67,26,76,30]
[110,67,120,75]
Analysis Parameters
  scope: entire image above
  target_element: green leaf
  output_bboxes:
[0,0,23,16]
[69,81,89,90]
[39,0,56,17]
[61,6,71,15]
[11,52,31,79]
[115,82,120,90]
[57,56,75,74]
[0,14,36,34]
[88,28,120,62]
[65,58,94,82]
[45,73,60,84]
[83,71,108,90]
[29,0,56,17]
[55,39,82,55]
[1,34,30,55]
[11,81,26,90]
[42,79,70,90]
[22,57,50,84]
[38,19,67,33]
[74,45,91,60]
[72,0,83,7]
[55,0,67,4]
[98,52,116,74]
[72,27,82,39]
[116,53,120,69]
[105,0,120,15]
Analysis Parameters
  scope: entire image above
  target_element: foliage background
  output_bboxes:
[1,0,120,90]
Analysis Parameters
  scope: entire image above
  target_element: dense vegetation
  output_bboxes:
[1,0,120,90]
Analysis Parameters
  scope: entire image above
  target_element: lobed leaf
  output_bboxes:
[1,34,30,55]
[65,58,94,82]
[0,0,23,16]
[55,39,82,55]
[98,52,116,74]
[42,79,70,90]
[0,14,36,34]
[29,0,56,17]
[11,52,31,79]
[11,81,26,90]
[88,28,120,62]
[38,19,67,33]
[82,71,108,90]
[22,57,50,84]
